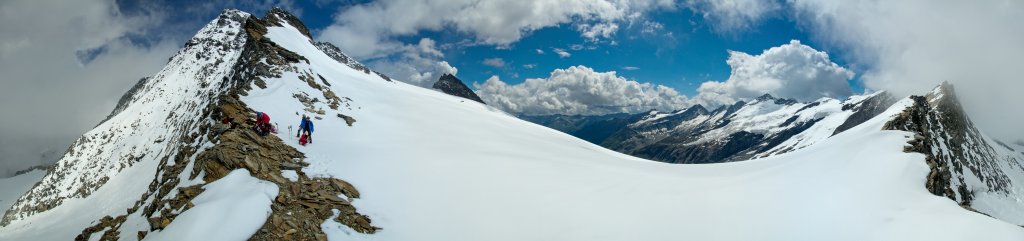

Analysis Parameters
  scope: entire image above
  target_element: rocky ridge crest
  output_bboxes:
[3,9,379,240]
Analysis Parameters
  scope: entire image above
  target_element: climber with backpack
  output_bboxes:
[253,111,273,136]
[297,115,314,145]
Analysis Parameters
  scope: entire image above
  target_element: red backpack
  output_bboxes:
[299,133,309,146]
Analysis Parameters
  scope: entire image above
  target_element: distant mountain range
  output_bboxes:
[524,92,898,164]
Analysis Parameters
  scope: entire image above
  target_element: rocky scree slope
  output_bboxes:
[1,8,378,240]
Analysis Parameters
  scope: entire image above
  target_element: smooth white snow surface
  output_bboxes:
[281,170,299,182]
[145,169,278,241]
[0,170,44,214]
[239,21,1024,240]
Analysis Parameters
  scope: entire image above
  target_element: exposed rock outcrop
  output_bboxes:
[313,41,393,82]
[883,82,1023,221]
[433,73,485,104]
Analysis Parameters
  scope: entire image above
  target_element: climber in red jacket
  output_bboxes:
[254,111,272,136]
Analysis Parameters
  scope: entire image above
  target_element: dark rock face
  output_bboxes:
[10,165,48,176]
[432,73,485,104]
[883,83,1015,208]
[98,77,151,126]
[568,114,643,144]
[636,131,766,164]
[313,41,393,82]
[265,7,312,38]
[833,91,898,135]
[755,93,798,105]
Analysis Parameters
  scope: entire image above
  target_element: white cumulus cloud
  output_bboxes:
[314,0,676,91]
[694,40,854,106]
[788,0,1024,140]
[691,0,1024,140]
[475,65,691,115]
[317,0,680,59]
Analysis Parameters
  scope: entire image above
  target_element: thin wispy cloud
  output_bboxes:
[483,57,507,68]
[553,48,572,58]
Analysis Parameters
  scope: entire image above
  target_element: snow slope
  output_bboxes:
[144,169,278,241]
[239,19,1024,240]
[0,169,45,215]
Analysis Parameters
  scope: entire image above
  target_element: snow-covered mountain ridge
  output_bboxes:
[3,9,253,225]
[1,9,378,240]
[527,92,898,164]
[1,8,1022,241]
[883,82,1024,224]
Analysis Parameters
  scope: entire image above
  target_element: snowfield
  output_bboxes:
[1,10,1022,241]
[241,22,1024,240]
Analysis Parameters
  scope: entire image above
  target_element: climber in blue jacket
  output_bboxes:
[297,115,314,143]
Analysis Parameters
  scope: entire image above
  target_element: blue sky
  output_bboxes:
[115,0,861,98]
[439,10,849,97]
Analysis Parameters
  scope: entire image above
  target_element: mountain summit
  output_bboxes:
[432,73,485,104]
[1,8,1023,241]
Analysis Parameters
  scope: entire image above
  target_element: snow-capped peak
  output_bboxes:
[1,9,379,240]
[3,9,252,226]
